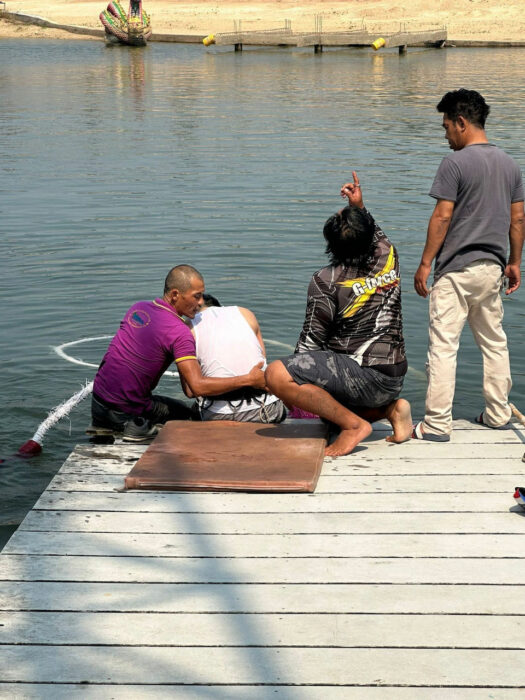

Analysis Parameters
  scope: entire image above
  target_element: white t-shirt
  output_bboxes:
[191,306,279,414]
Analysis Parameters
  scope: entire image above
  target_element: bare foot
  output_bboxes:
[325,421,372,457]
[385,398,412,444]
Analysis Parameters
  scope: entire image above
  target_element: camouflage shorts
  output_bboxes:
[282,350,404,408]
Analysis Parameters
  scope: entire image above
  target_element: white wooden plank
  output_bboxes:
[381,427,516,444]
[17,510,525,535]
[1,611,523,648]
[324,459,525,475]
[44,472,524,493]
[60,438,525,474]
[0,582,523,614]
[2,554,525,585]
[371,418,524,431]
[60,456,525,476]
[32,490,517,512]
[343,441,525,455]
[1,646,525,685]
[0,686,522,700]
[5,530,525,559]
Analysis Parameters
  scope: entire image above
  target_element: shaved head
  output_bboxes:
[164,265,203,294]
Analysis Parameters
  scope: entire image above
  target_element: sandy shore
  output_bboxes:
[2,0,525,42]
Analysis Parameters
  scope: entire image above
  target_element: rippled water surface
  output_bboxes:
[2,40,525,546]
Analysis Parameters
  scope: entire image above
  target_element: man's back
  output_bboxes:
[94,298,195,412]
[192,306,265,378]
[430,143,524,278]
[192,305,282,420]
[296,226,406,371]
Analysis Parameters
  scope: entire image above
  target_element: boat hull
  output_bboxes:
[99,1,151,46]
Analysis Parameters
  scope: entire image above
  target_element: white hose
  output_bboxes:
[31,380,94,445]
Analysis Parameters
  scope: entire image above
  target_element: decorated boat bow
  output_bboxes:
[100,0,151,46]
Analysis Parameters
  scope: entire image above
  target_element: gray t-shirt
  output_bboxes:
[429,143,524,280]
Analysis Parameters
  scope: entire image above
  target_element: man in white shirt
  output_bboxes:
[187,295,286,423]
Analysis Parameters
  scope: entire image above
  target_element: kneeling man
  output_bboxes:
[266,173,412,456]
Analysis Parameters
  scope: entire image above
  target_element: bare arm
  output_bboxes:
[179,372,194,398]
[177,358,266,398]
[238,307,266,355]
[414,199,455,298]
[505,200,525,295]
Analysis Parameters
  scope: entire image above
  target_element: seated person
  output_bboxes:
[90,265,266,441]
[266,172,412,456]
[188,294,286,423]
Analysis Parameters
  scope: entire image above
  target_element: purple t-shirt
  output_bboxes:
[93,298,196,414]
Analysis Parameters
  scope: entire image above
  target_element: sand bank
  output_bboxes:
[1,0,525,43]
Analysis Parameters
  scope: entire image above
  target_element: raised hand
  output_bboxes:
[340,171,364,209]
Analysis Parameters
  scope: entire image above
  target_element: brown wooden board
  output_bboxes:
[124,421,327,493]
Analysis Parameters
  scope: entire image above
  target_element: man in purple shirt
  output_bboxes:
[90,264,266,441]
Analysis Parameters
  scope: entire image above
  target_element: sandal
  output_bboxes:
[475,413,511,430]
[412,421,450,442]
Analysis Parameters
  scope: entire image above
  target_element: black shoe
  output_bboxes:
[122,417,158,443]
[88,434,116,445]
[86,424,117,436]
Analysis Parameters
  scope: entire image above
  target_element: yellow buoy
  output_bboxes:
[372,37,386,51]
[203,34,215,46]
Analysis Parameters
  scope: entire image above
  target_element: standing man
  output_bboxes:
[266,173,412,457]
[414,89,525,440]
[90,265,266,441]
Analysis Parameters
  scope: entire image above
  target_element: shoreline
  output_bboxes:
[5,12,525,48]
[2,1,525,43]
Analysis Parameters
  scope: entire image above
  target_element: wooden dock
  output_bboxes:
[1,419,525,696]
[212,28,447,53]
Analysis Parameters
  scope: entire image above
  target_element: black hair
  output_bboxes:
[202,293,221,307]
[164,265,203,294]
[436,88,490,129]
[323,206,375,267]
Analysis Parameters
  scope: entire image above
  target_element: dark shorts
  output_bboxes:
[200,399,287,424]
[91,393,194,431]
[282,351,404,409]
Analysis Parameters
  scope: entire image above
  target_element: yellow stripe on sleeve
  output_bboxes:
[175,355,197,363]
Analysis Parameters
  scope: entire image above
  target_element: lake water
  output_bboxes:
[2,39,525,547]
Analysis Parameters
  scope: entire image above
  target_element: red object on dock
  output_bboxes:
[17,439,43,457]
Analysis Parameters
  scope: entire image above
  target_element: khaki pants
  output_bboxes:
[422,259,512,436]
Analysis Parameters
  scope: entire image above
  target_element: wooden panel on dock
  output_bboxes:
[124,420,327,492]
[1,419,525,696]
